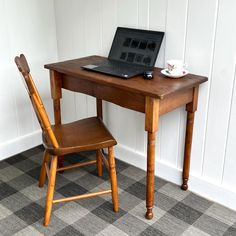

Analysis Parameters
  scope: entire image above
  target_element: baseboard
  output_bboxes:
[0,130,42,161]
[115,144,236,211]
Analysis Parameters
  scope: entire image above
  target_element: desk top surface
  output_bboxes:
[45,56,208,99]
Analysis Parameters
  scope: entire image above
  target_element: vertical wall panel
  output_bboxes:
[135,0,149,154]
[184,0,218,174]
[100,0,119,137]
[84,0,102,117]
[149,0,168,160]
[75,94,87,120]
[134,113,146,154]
[149,0,167,68]
[0,0,18,142]
[53,0,76,57]
[28,1,58,128]
[84,0,102,56]
[69,0,88,120]
[115,0,139,149]
[0,0,57,159]
[54,0,88,122]
[164,0,188,61]
[223,65,236,188]
[54,0,77,123]
[161,0,188,166]
[149,0,167,31]
[5,0,58,133]
[117,0,138,28]
[202,0,236,183]
[5,0,38,135]
[138,0,149,29]
[100,0,117,56]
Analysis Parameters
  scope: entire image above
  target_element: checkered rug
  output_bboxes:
[0,146,236,236]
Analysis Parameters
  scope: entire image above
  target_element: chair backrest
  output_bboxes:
[15,54,59,148]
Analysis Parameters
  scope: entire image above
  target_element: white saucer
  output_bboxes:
[161,69,189,78]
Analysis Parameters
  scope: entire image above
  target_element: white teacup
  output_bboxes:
[166,60,186,75]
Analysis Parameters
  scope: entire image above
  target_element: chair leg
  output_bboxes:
[96,150,103,177]
[108,147,118,212]
[44,155,58,226]
[39,151,50,188]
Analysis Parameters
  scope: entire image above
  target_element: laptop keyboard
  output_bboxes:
[97,60,147,75]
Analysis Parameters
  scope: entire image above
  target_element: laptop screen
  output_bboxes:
[108,27,164,67]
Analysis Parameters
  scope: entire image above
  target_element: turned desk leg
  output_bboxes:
[181,86,199,190]
[145,97,159,219]
[146,132,157,219]
[96,99,103,176]
[181,111,195,190]
[50,70,63,169]
[96,98,103,120]
[53,98,64,169]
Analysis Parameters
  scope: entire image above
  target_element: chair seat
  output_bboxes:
[43,117,117,156]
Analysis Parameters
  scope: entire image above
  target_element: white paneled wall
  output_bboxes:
[202,0,236,183]
[0,0,57,158]
[54,0,236,210]
[0,0,235,210]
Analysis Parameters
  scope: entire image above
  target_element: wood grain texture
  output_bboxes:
[52,190,112,204]
[45,56,207,100]
[145,97,159,132]
[44,117,117,156]
[44,155,58,226]
[62,75,146,113]
[16,54,119,227]
[57,160,97,172]
[38,151,50,188]
[145,132,157,219]
[45,56,206,220]
[145,97,159,219]
[182,87,199,190]
[96,99,103,120]
[49,70,63,169]
[96,149,103,177]
[108,146,119,212]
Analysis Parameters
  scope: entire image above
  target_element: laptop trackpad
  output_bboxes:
[83,64,98,69]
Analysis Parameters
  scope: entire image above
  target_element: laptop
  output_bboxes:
[82,27,164,79]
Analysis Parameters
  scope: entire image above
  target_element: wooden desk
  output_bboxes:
[45,55,207,219]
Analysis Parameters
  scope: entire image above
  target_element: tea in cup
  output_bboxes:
[166,60,186,75]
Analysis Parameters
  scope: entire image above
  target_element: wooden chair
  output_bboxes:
[15,54,118,226]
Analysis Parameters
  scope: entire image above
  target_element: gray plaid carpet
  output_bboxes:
[0,146,236,236]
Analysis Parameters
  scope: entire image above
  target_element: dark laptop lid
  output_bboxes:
[108,27,164,67]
